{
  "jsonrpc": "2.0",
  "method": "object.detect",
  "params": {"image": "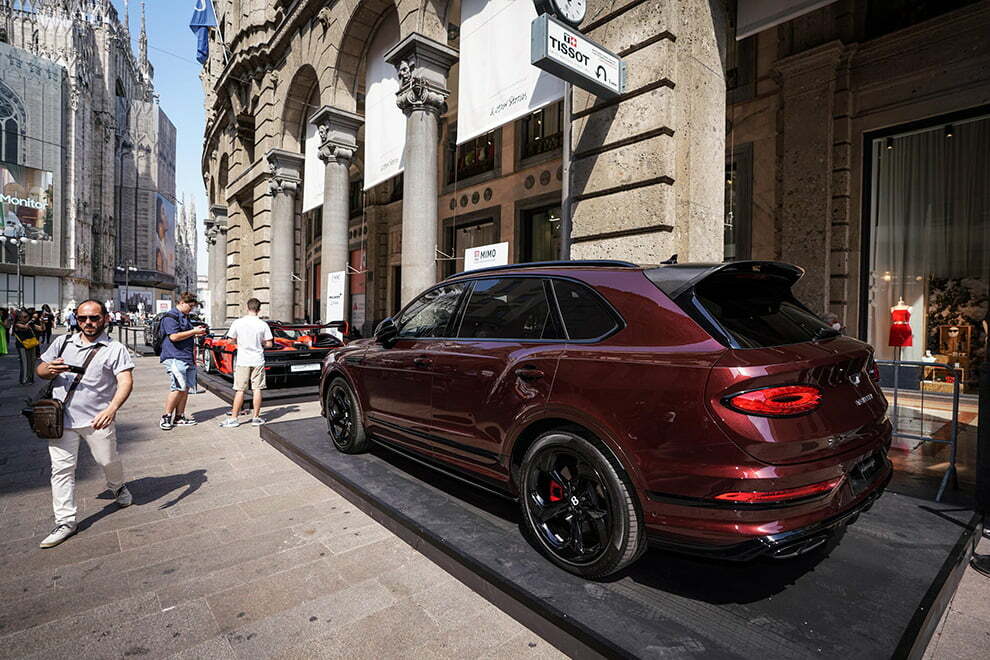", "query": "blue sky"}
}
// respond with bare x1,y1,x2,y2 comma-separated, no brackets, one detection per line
112,0,209,276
